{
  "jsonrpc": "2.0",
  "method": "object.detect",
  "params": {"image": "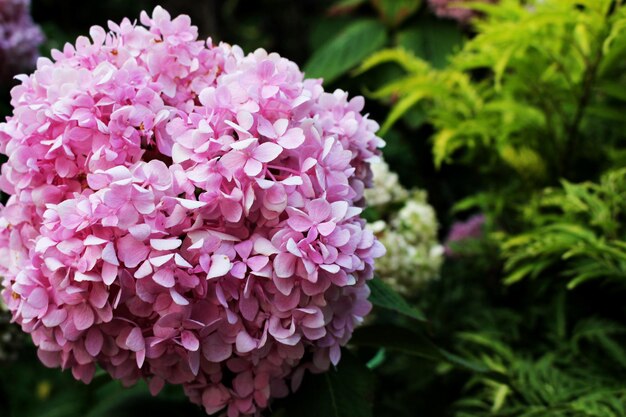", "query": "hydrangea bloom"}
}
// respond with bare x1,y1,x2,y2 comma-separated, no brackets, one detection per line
428,0,498,24
364,160,407,207
444,214,486,256
0,7,384,416
0,0,44,82
368,182,443,296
